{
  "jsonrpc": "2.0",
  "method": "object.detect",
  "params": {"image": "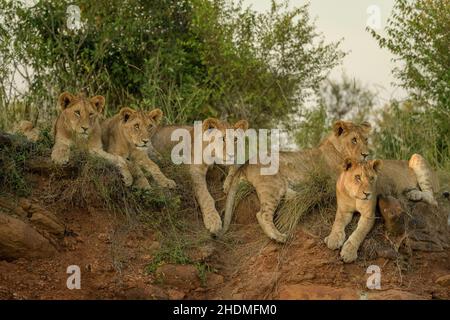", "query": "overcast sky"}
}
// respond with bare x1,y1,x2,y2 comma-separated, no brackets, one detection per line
243,0,406,103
